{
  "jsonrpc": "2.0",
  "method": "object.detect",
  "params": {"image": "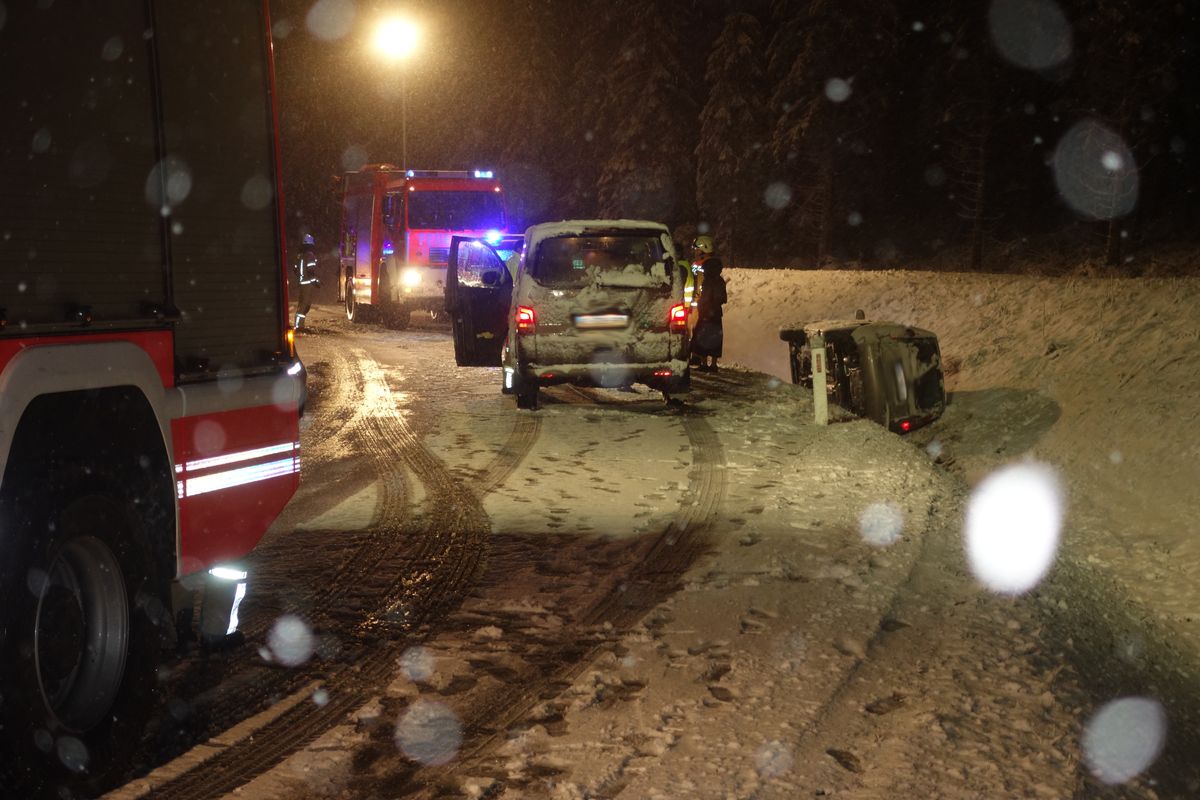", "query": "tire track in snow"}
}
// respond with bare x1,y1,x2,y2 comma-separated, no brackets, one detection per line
398,405,728,798
247,342,363,540
138,347,543,800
